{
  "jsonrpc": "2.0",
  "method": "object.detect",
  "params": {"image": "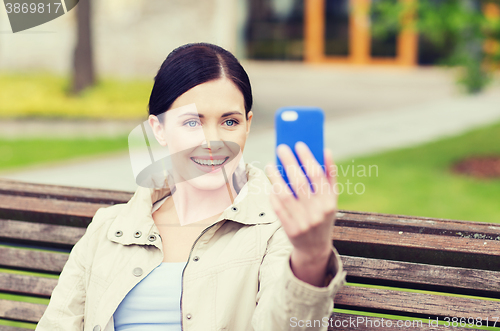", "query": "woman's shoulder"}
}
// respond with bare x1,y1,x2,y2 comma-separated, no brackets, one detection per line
86,203,128,237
